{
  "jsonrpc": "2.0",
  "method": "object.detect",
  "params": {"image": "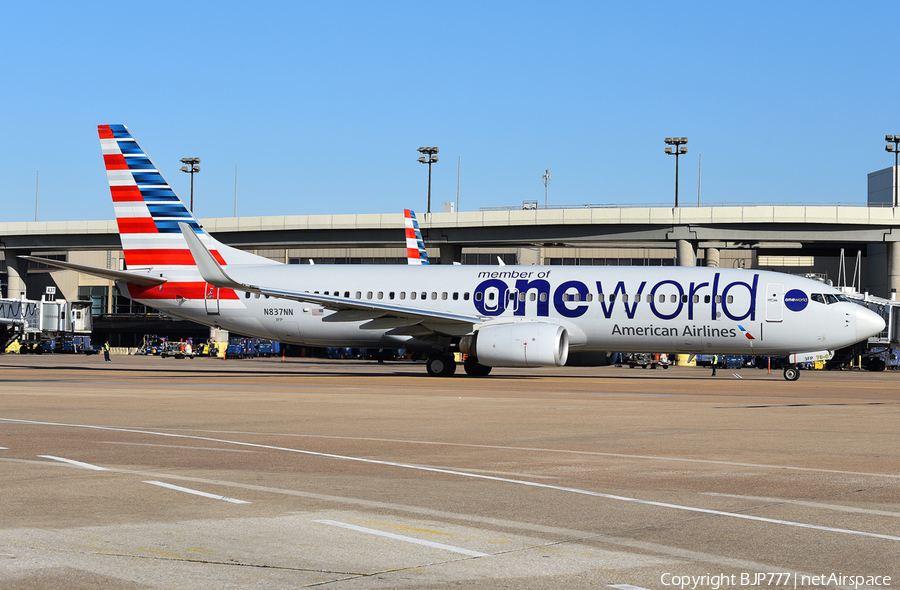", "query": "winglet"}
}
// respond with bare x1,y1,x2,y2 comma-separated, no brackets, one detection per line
178,223,248,291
